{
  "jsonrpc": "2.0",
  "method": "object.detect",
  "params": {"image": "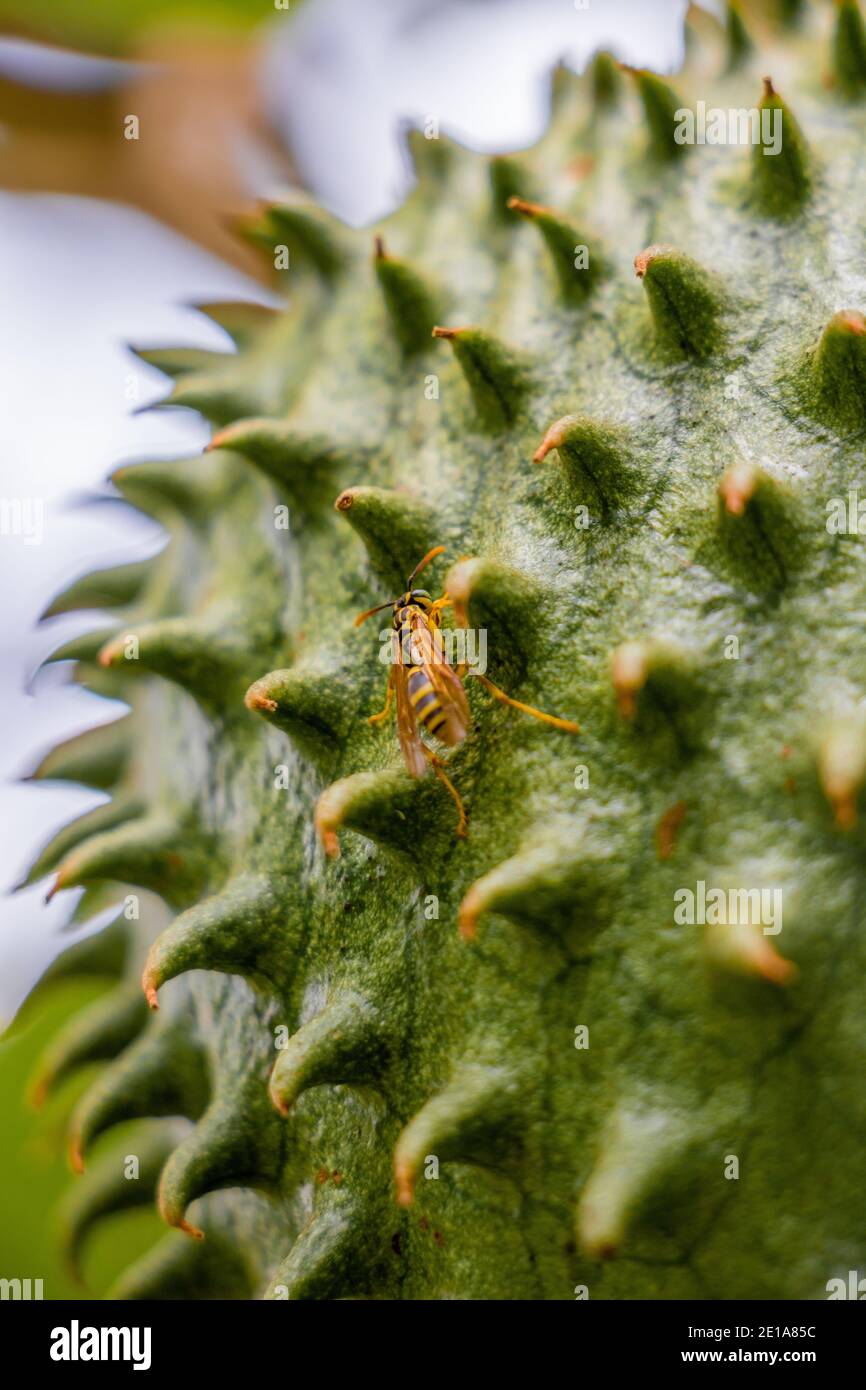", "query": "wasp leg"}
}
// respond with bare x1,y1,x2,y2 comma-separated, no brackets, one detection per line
472,673,580,734
367,671,394,726
424,746,468,839
429,594,452,619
